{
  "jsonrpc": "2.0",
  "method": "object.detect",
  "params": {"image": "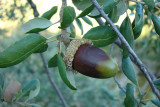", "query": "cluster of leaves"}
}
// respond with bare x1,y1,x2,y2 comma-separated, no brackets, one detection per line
0,72,40,107
0,0,160,106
